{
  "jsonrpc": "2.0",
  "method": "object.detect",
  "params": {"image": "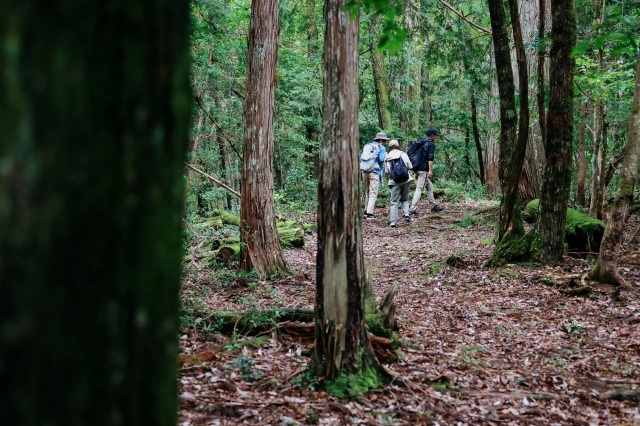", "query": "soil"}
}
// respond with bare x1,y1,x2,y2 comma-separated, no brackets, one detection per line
179,200,640,425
